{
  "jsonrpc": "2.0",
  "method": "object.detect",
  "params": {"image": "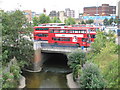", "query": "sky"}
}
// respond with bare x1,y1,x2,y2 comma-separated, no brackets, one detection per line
0,0,118,18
